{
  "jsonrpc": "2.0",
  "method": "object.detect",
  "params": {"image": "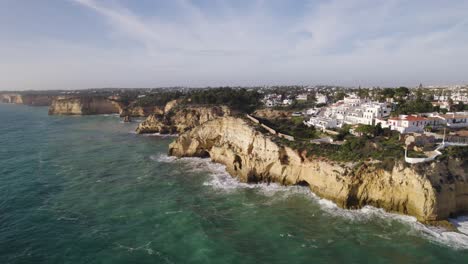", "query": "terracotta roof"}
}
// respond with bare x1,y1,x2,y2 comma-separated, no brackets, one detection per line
389,115,436,122
404,116,428,121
